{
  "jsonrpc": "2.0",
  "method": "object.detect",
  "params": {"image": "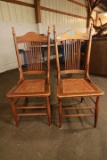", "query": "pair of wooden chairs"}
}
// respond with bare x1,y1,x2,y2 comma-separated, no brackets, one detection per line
6,26,104,127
